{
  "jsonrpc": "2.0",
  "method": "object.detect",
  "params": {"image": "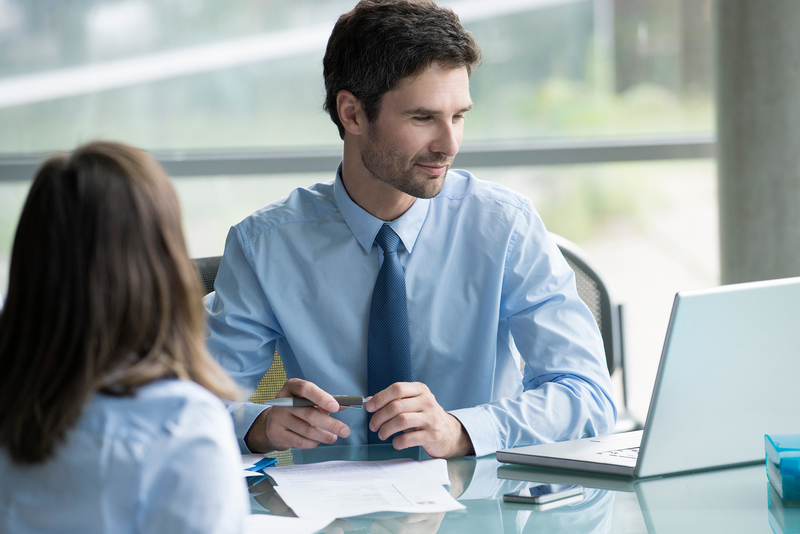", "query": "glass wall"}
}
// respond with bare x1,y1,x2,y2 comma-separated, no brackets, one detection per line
0,0,713,154
0,0,716,416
